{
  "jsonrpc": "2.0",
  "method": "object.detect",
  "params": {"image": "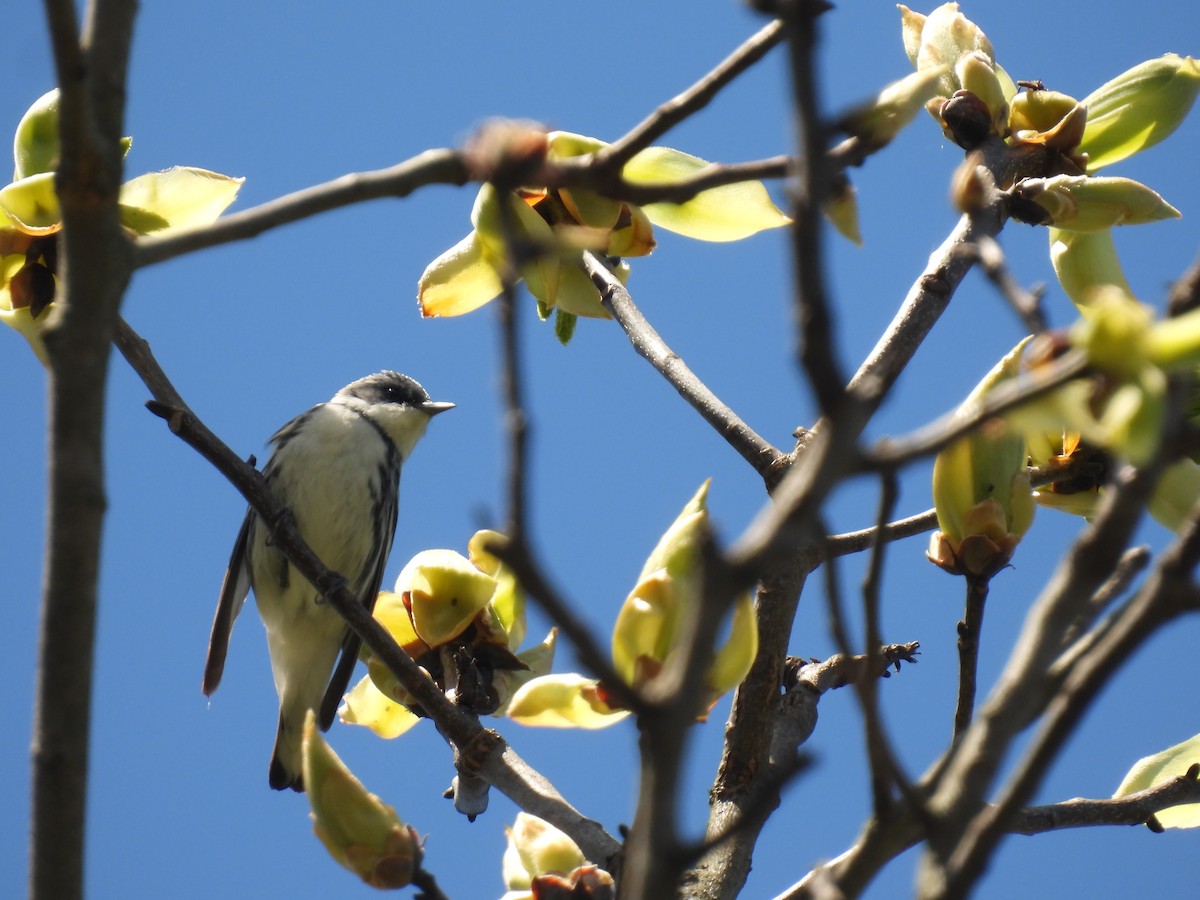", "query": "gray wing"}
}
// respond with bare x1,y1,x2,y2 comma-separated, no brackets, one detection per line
317,474,399,730
203,510,254,695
